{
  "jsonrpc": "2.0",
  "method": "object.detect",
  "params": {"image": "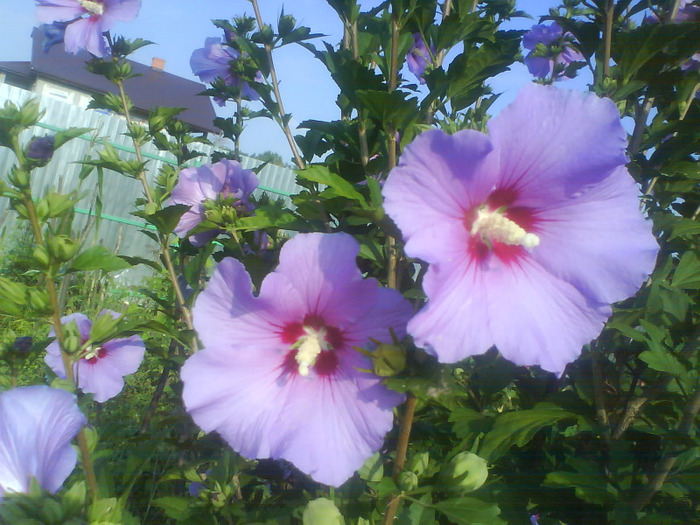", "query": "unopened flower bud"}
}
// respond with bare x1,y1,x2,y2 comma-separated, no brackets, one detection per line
26,136,55,166
204,208,223,224
8,167,30,189
47,235,79,262
32,246,51,269
440,452,488,493
371,343,406,376
397,470,419,491
35,199,50,222
303,498,345,525
27,289,50,312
